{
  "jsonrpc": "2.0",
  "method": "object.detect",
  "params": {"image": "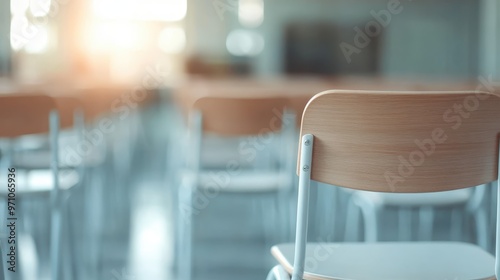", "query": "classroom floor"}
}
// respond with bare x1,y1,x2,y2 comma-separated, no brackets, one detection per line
93,103,274,280
95,102,494,280
10,100,495,280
